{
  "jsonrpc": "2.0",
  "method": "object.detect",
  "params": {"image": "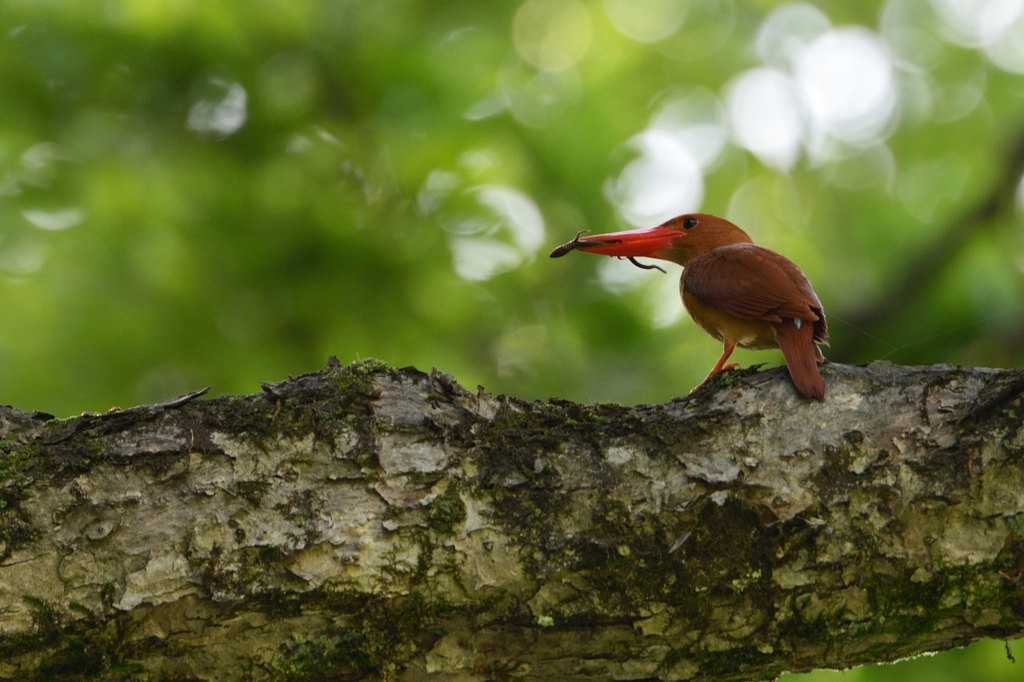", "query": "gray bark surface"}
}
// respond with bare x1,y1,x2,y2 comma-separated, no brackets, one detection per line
1,358,1023,681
